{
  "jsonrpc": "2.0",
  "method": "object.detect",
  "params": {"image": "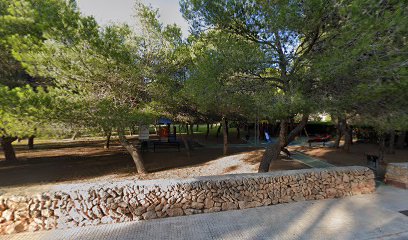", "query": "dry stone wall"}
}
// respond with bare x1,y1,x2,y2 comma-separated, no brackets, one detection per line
385,162,408,189
0,166,375,235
